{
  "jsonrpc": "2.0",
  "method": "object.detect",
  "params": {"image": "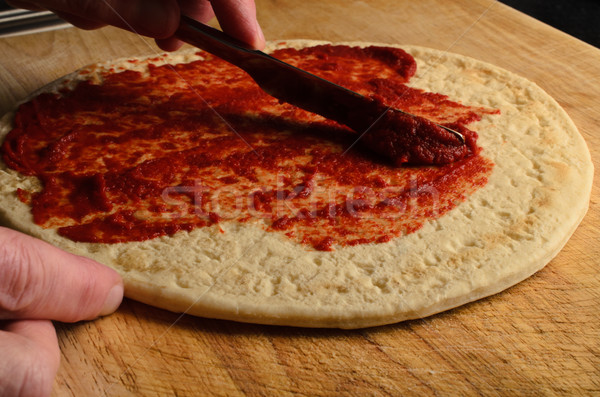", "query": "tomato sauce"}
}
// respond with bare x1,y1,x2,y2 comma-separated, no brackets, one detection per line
2,44,497,250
